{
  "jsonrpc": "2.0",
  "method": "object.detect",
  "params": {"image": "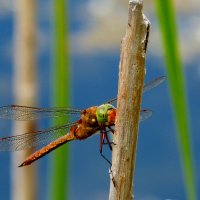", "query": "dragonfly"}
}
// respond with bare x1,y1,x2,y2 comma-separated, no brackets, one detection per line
0,76,165,167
